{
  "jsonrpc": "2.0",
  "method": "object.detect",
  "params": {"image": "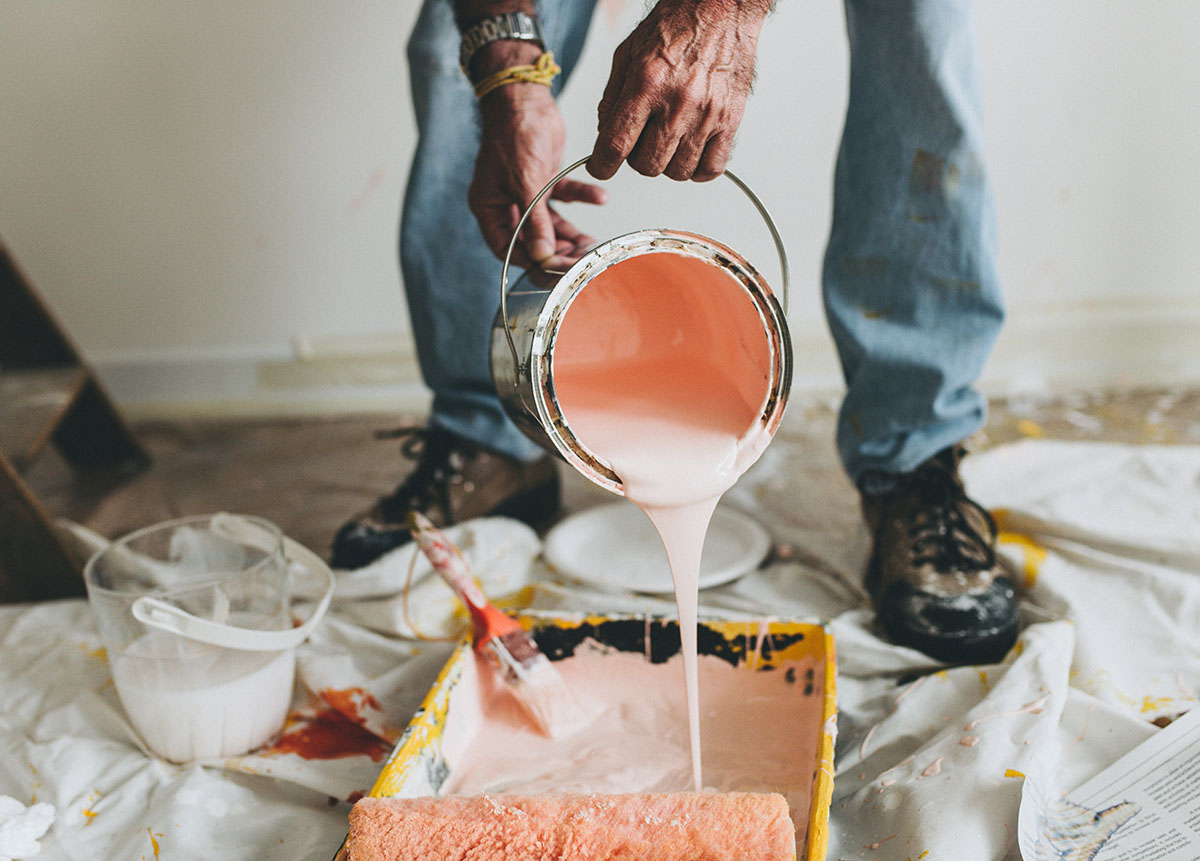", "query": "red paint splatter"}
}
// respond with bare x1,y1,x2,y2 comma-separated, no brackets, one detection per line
346,791,365,805
260,687,391,762
264,709,391,761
